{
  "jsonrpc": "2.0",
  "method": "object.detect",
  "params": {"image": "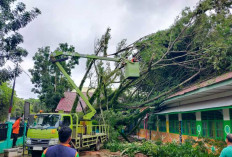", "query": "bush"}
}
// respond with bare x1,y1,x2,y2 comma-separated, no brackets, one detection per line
104,140,218,157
